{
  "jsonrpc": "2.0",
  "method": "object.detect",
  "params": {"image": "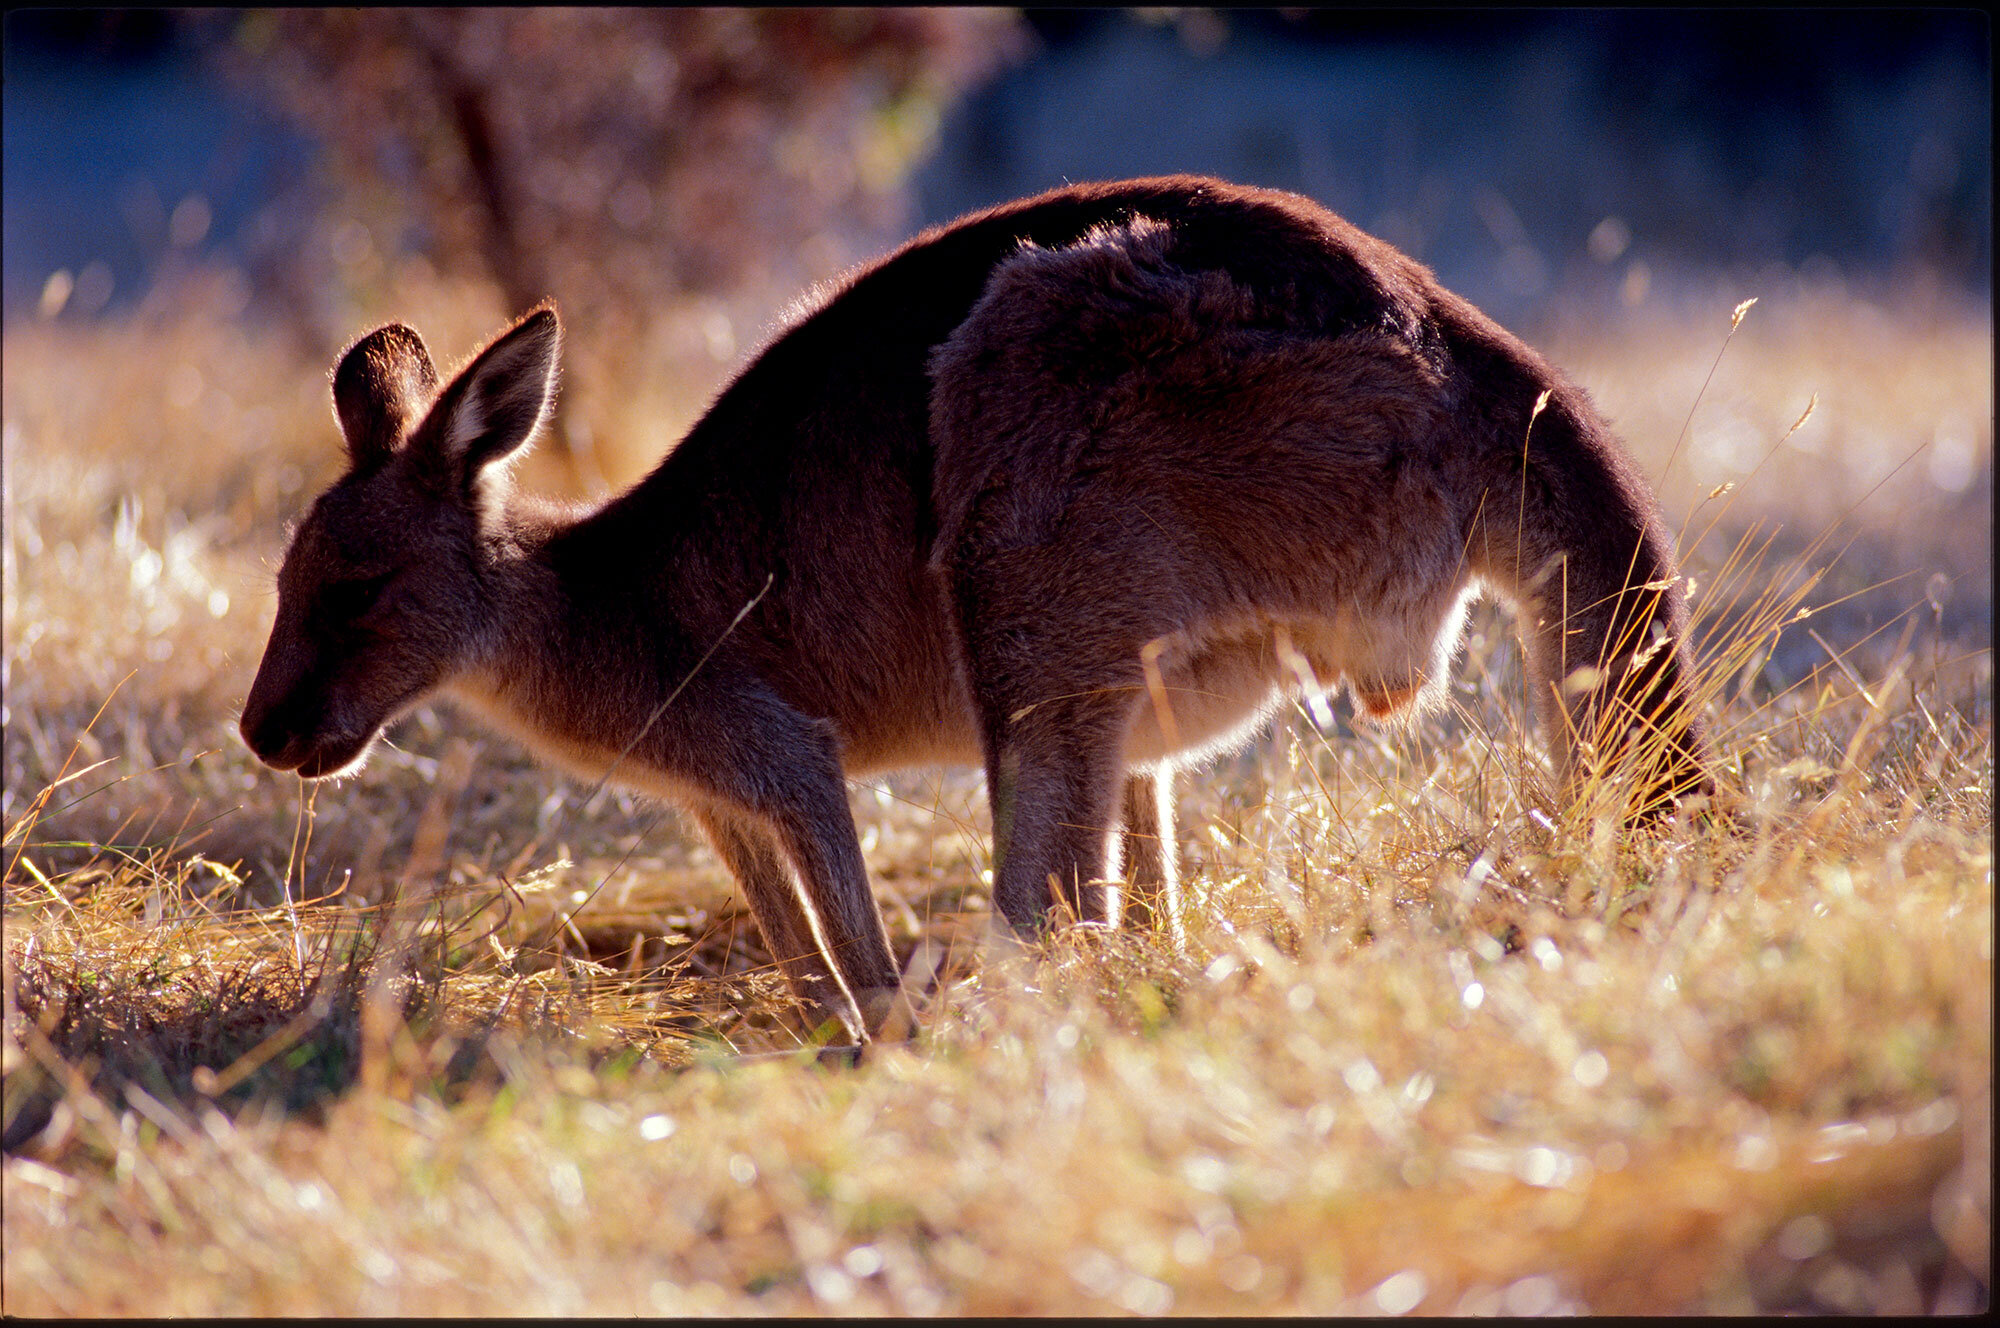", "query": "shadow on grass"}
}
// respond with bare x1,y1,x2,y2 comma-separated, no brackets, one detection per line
0,860,881,1156
7,917,457,1151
